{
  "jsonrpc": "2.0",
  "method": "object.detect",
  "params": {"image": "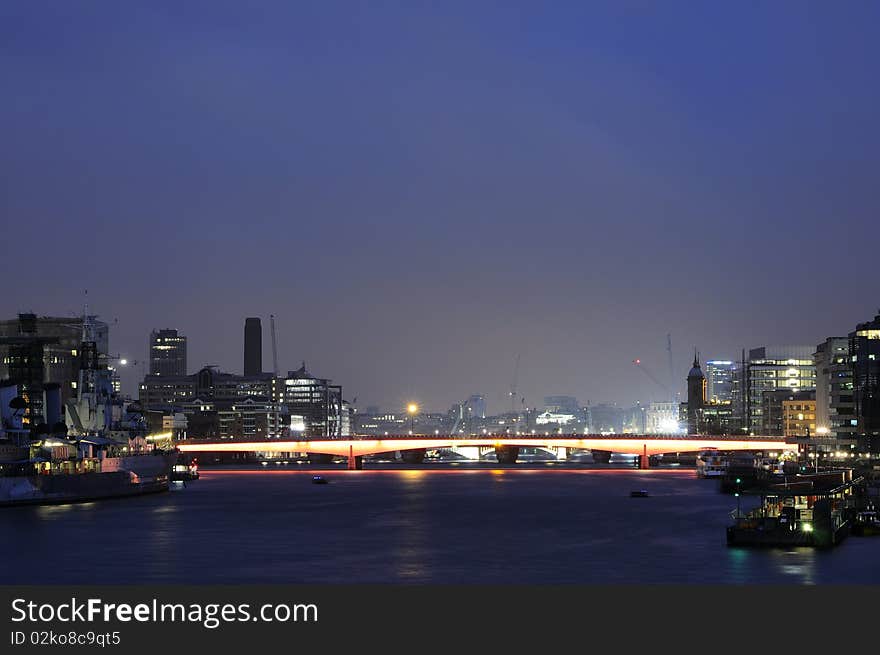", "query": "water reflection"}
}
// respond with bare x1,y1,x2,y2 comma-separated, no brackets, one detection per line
2,468,873,584
775,549,817,585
